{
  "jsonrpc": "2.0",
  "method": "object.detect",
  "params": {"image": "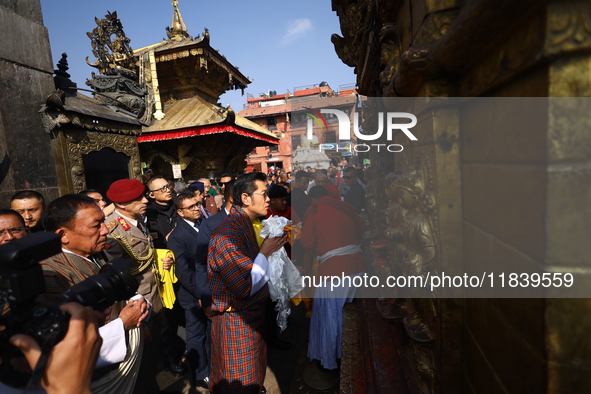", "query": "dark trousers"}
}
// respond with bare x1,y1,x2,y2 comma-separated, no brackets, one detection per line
265,298,280,343
179,299,212,381
133,311,162,394
161,300,185,363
